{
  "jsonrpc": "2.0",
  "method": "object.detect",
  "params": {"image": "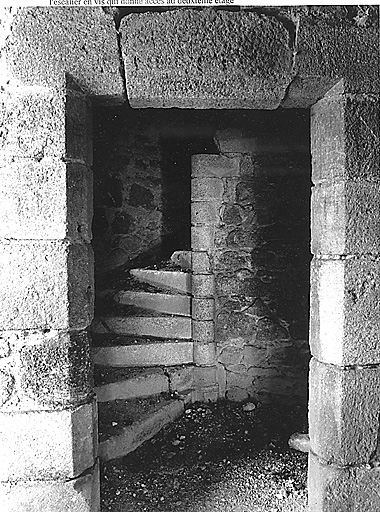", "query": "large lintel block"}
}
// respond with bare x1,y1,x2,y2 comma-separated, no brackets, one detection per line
309,358,380,467
0,241,94,330
310,257,380,366
0,399,97,481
